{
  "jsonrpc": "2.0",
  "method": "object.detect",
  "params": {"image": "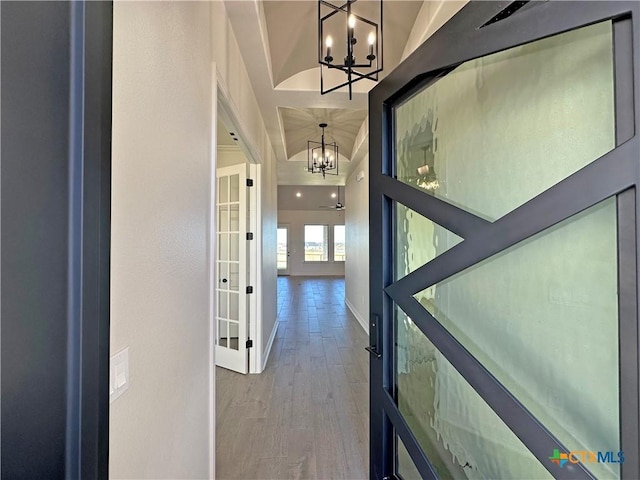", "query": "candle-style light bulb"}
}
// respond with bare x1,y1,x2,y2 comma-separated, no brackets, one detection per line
324,36,333,63
367,31,376,61
348,14,356,29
